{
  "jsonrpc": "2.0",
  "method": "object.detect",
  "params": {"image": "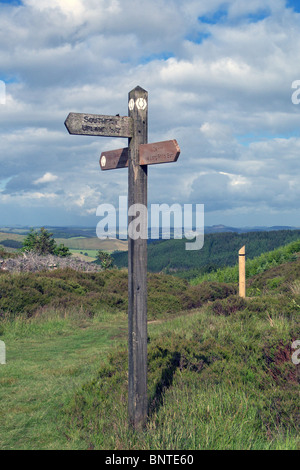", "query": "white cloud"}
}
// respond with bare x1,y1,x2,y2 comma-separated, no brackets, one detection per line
0,0,299,226
34,173,58,185
25,0,86,17
219,172,250,187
